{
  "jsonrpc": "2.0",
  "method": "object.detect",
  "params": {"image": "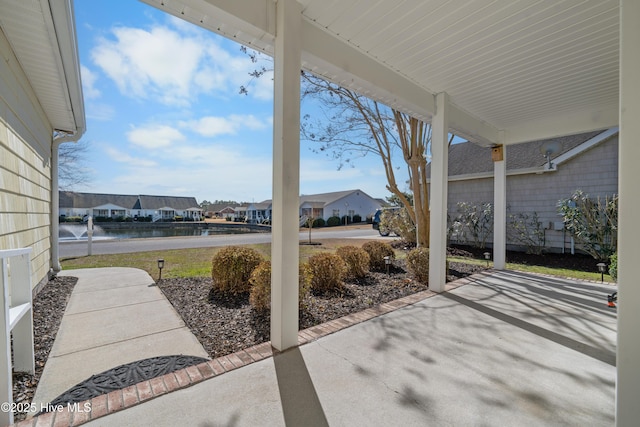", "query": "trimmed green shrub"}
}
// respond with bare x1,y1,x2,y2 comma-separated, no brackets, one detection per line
406,247,429,283
313,217,326,227
211,246,263,295
362,241,395,271
353,214,362,223
307,253,347,293
336,246,370,279
609,253,618,282
326,216,341,226
341,215,351,225
249,262,312,312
